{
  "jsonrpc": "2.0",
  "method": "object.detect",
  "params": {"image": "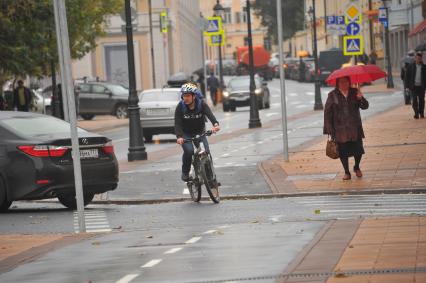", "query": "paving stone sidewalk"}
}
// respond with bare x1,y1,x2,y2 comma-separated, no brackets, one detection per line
261,104,426,194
